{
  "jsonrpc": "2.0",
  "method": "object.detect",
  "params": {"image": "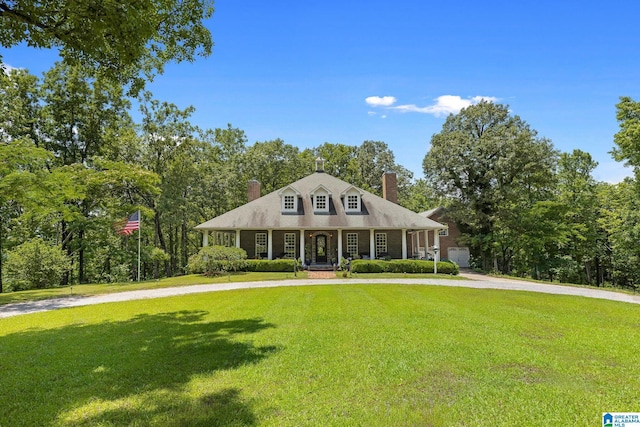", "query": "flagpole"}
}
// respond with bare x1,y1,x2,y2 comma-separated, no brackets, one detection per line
137,210,141,282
